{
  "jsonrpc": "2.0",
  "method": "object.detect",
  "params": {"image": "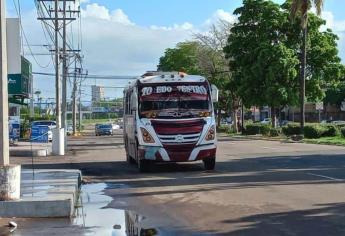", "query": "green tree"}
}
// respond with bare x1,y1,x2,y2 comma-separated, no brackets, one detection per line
224,0,299,127
324,84,345,106
194,21,240,131
158,42,201,74
224,0,343,127
290,0,324,129
158,26,239,131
